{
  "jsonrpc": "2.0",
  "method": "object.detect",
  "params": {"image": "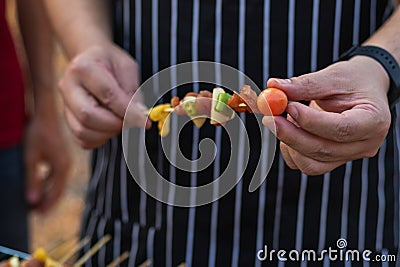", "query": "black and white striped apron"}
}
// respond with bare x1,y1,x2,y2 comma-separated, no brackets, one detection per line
80,1,400,266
